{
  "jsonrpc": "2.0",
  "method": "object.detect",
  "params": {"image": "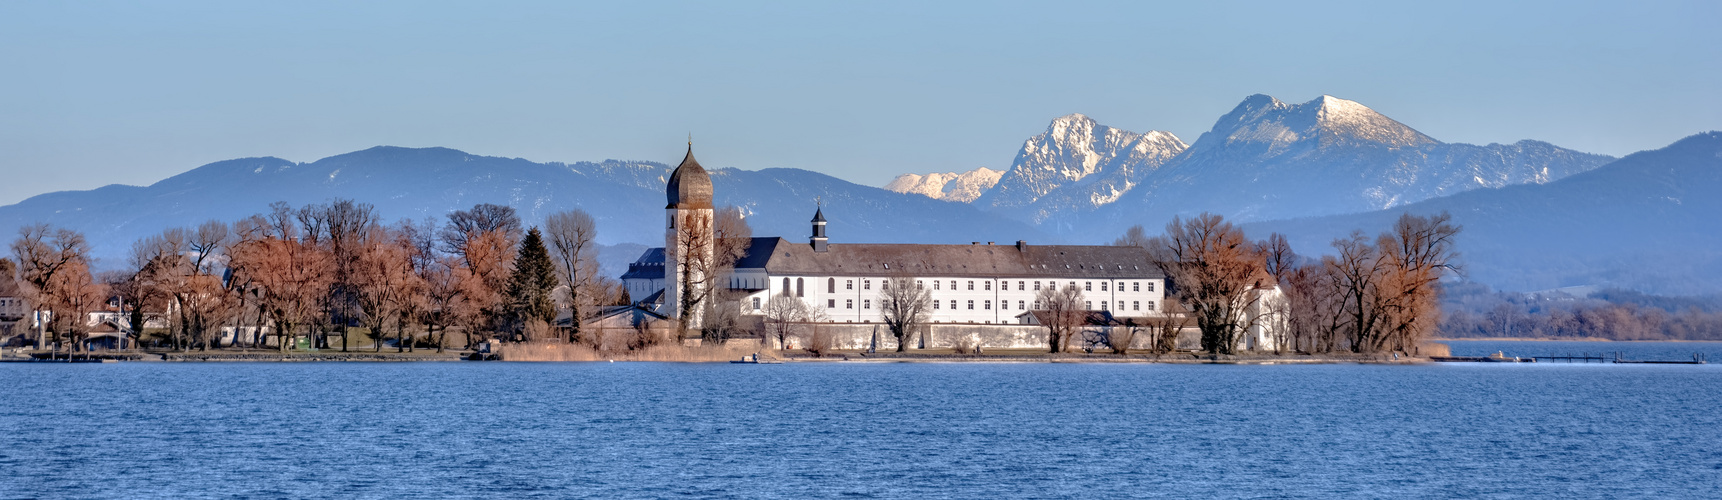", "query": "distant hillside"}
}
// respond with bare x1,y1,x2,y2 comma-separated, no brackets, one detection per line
0,146,1049,268
1245,132,1722,295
